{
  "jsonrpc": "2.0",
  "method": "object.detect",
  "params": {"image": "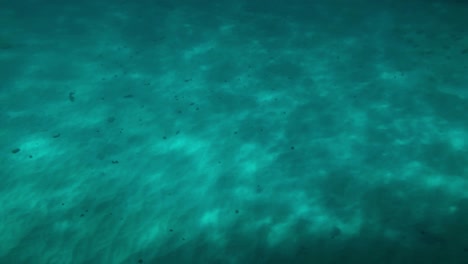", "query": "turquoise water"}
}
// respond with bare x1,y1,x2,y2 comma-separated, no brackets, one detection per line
1,0,467,263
